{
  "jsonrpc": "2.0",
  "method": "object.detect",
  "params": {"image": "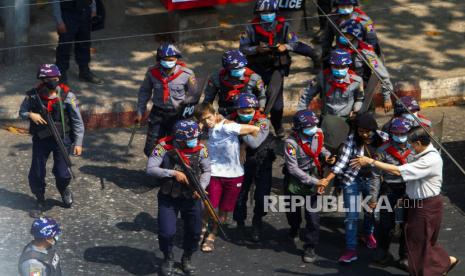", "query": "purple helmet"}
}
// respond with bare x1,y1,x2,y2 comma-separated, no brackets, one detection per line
222,50,248,70
254,0,279,13
37,64,61,79
156,43,182,61
236,93,259,109
293,110,319,130
330,49,353,66
334,0,359,6
173,119,200,141
394,96,420,115
340,19,364,40
389,117,413,135
31,217,61,240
